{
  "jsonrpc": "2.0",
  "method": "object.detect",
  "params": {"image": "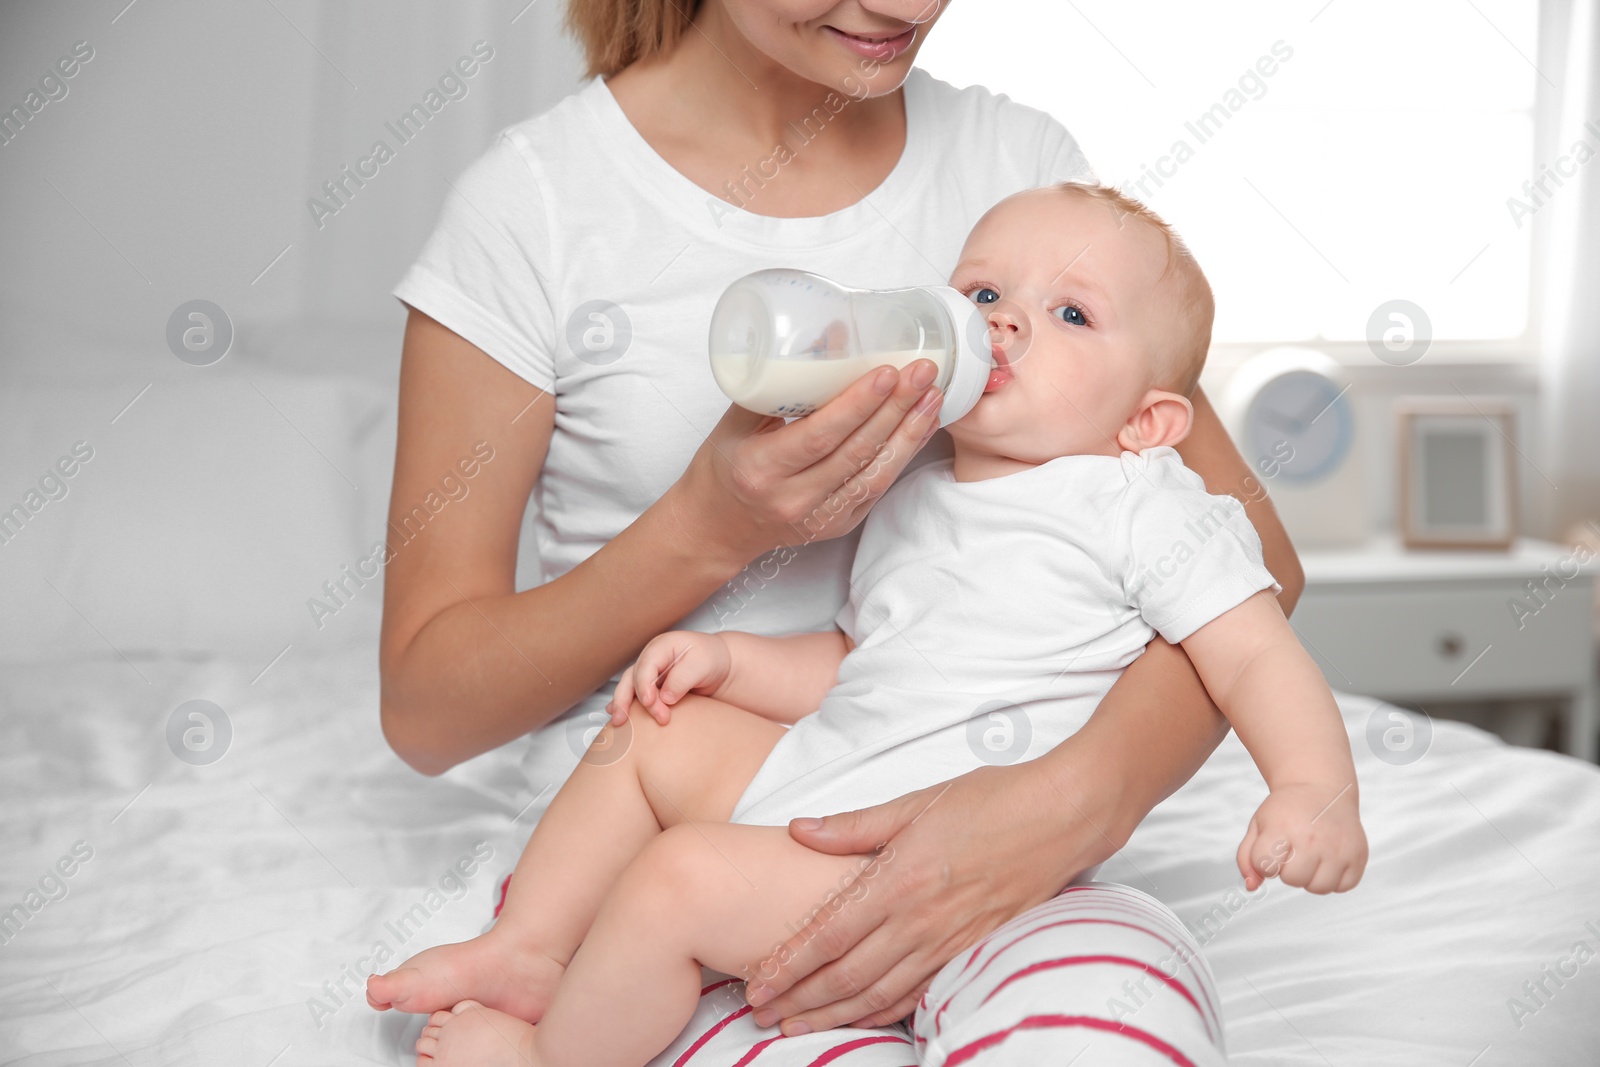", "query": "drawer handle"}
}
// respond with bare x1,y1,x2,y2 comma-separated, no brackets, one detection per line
1436,632,1466,660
